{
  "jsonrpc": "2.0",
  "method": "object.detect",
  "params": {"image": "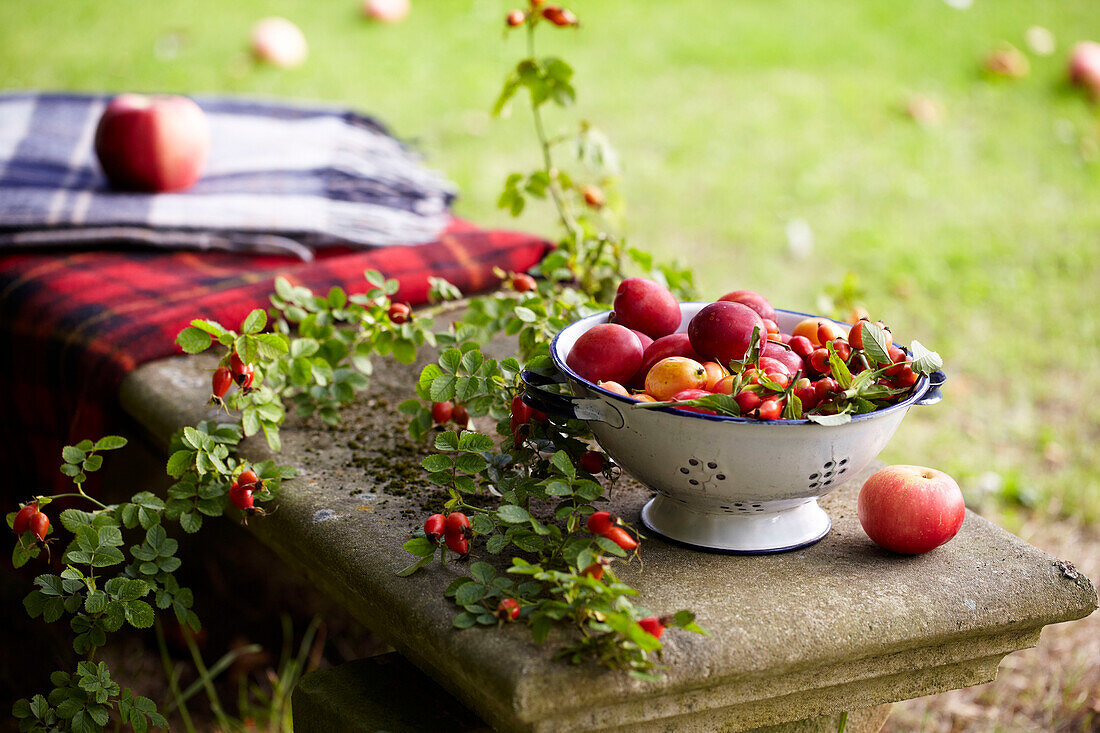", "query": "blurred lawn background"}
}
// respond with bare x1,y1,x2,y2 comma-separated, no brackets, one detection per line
1,0,1098,527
